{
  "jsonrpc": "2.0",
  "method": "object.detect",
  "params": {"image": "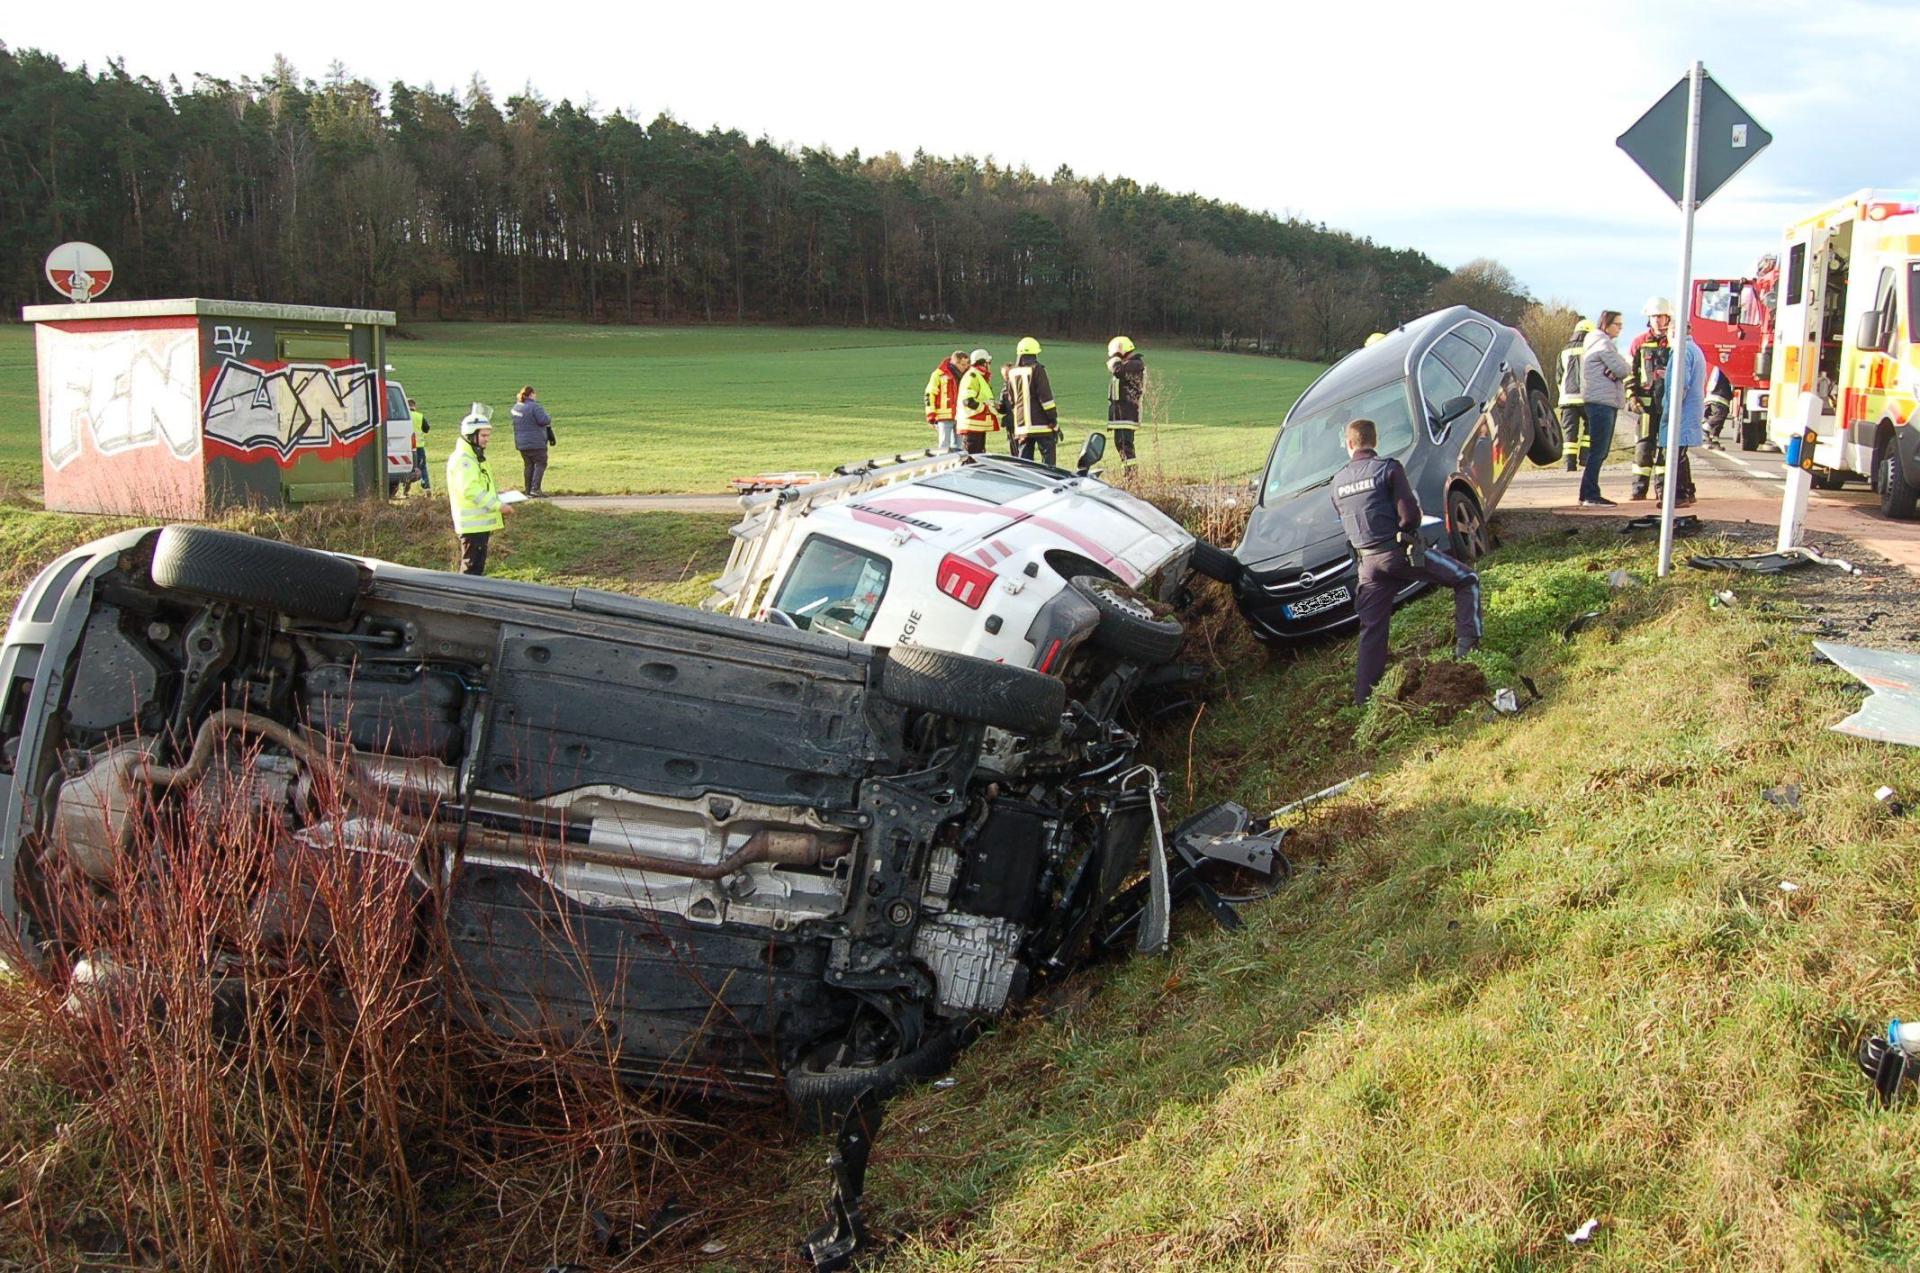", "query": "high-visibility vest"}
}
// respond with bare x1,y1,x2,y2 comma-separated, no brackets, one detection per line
1557,339,1585,407
924,362,959,421
956,366,1000,432
446,436,504,534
